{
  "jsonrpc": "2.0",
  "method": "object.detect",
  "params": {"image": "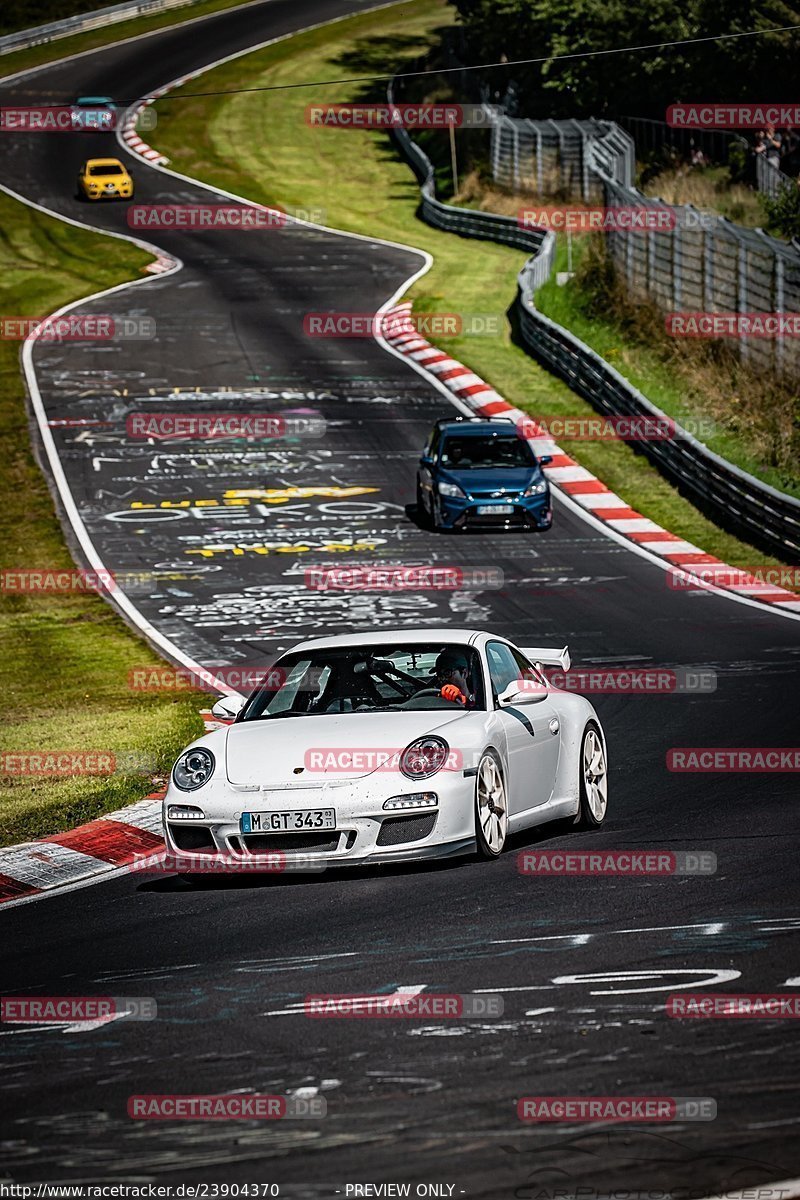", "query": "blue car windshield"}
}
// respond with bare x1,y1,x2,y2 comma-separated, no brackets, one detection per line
440,435,535,469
